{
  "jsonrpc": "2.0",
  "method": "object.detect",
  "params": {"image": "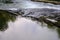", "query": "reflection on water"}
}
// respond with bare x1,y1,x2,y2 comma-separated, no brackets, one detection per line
30,16,60,38
0,10,16,31
0,16,59,40
0,10,60,40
